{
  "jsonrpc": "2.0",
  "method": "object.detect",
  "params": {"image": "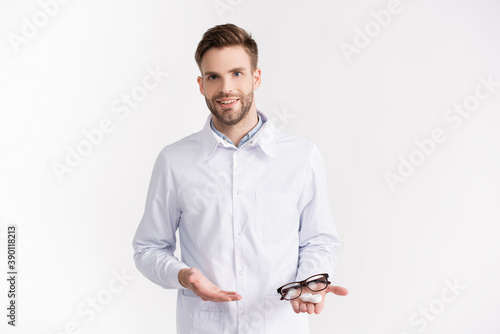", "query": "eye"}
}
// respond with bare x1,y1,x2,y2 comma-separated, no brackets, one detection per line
207,75,217,81
234,71,243,77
